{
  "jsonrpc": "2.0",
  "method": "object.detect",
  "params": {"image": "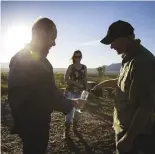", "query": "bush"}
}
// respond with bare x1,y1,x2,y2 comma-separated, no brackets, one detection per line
1,72,8,97
54,73,66,88
1,71,116,98
1,72,8,84
0,72,66,97
1,84,8,94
